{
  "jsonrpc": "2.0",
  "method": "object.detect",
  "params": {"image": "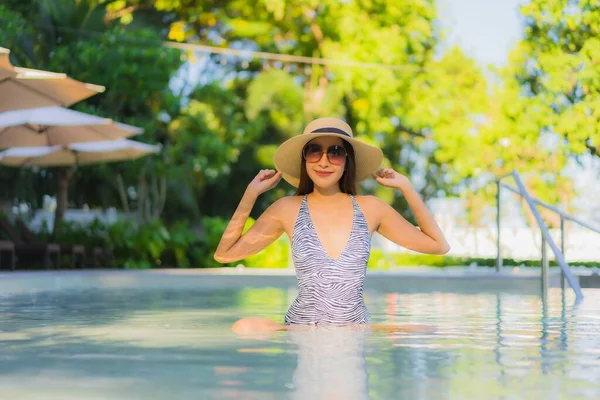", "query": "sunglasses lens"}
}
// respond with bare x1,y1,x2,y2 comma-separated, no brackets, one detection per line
327,145,347,165
303,143,347,165
303,144,323,163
